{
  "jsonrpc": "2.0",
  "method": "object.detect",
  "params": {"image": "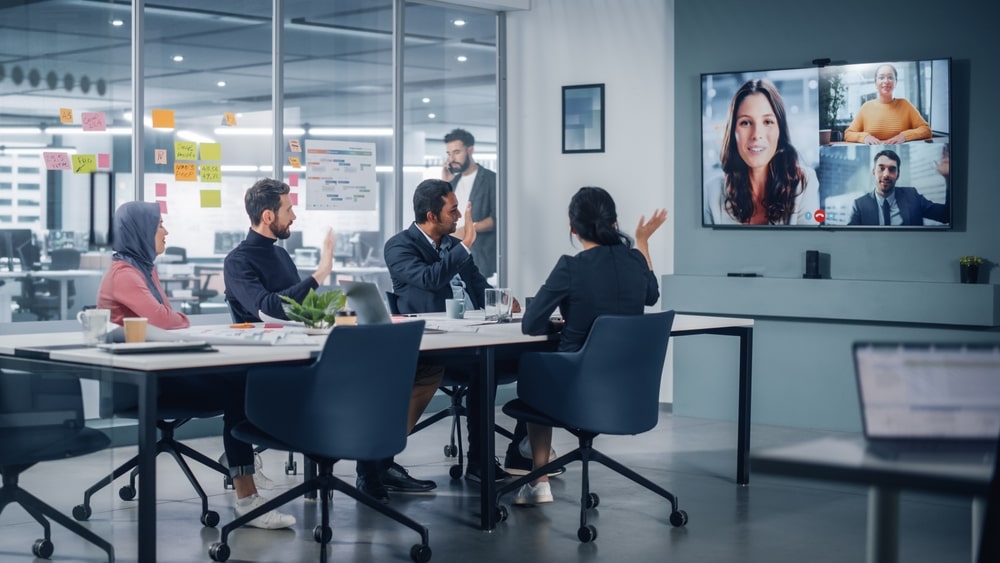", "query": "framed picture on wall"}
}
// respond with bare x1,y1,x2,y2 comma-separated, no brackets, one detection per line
562,83,605,153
